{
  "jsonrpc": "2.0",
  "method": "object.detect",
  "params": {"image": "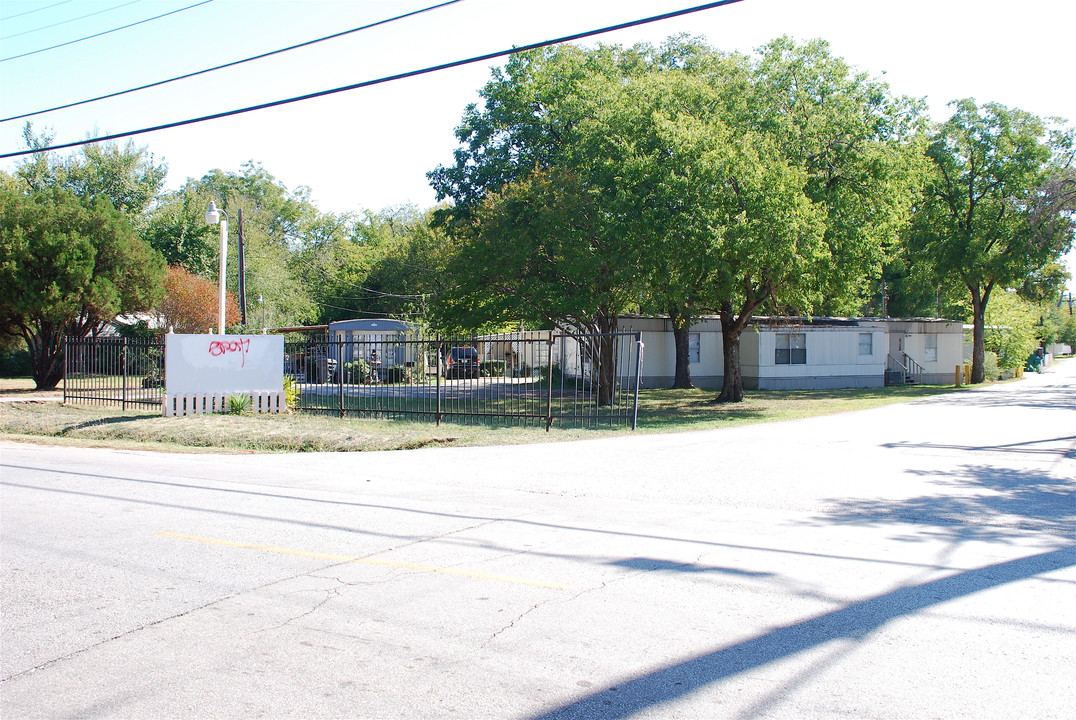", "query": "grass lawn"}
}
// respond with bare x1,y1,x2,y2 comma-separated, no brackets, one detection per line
0,379,964,453
0,378,64,395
